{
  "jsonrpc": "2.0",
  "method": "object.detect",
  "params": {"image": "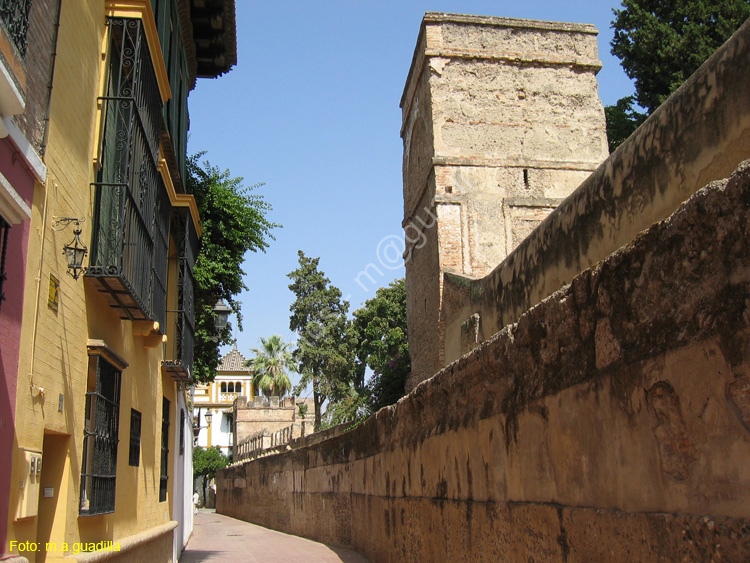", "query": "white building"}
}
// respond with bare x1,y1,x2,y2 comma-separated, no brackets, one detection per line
173,384,194,560
193,346,255,458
